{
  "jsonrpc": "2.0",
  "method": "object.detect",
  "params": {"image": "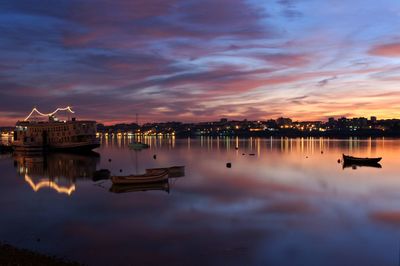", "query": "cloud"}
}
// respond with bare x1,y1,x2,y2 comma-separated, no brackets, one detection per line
61,0,273,49
369,42,400,57
277,0,303,19
1,0,400,124
261,53,310,67
317,76,337,87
